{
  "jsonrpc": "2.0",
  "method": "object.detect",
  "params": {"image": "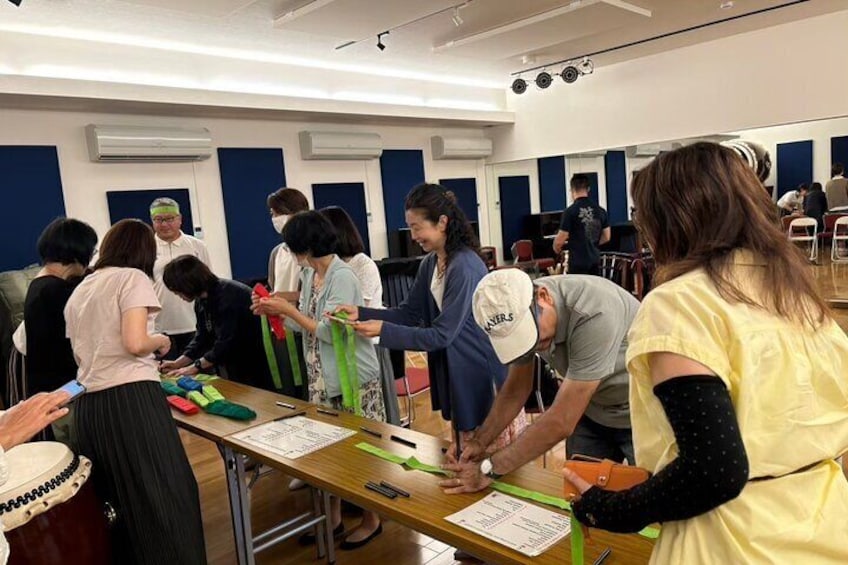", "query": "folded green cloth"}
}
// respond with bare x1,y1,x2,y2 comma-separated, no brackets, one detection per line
204,400,256,421
202,385,225,403
187,391,210,408
161,381,186,397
